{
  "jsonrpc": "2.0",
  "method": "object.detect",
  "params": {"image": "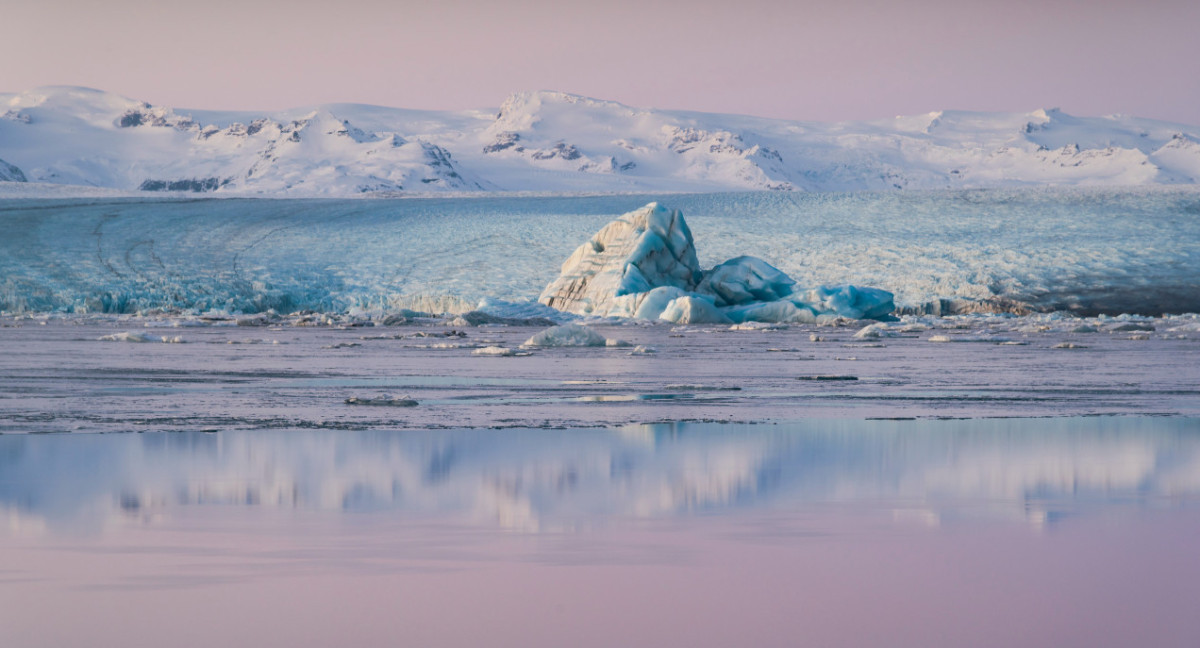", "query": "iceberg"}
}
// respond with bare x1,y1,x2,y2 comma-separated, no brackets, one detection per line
538,203,895,323
539,203,701,317
697,256,796,306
